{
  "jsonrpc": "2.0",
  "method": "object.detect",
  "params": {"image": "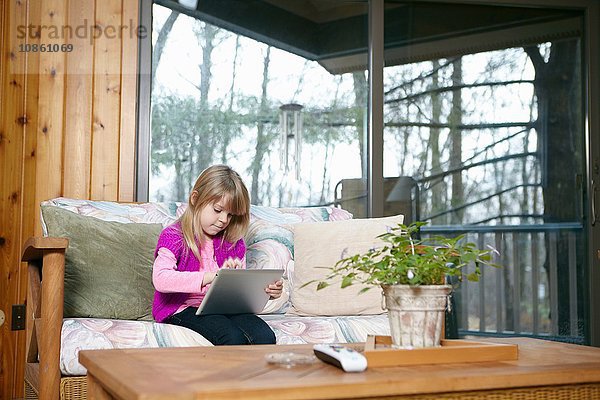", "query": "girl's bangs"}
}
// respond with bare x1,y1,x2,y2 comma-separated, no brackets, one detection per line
218,192,246,216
